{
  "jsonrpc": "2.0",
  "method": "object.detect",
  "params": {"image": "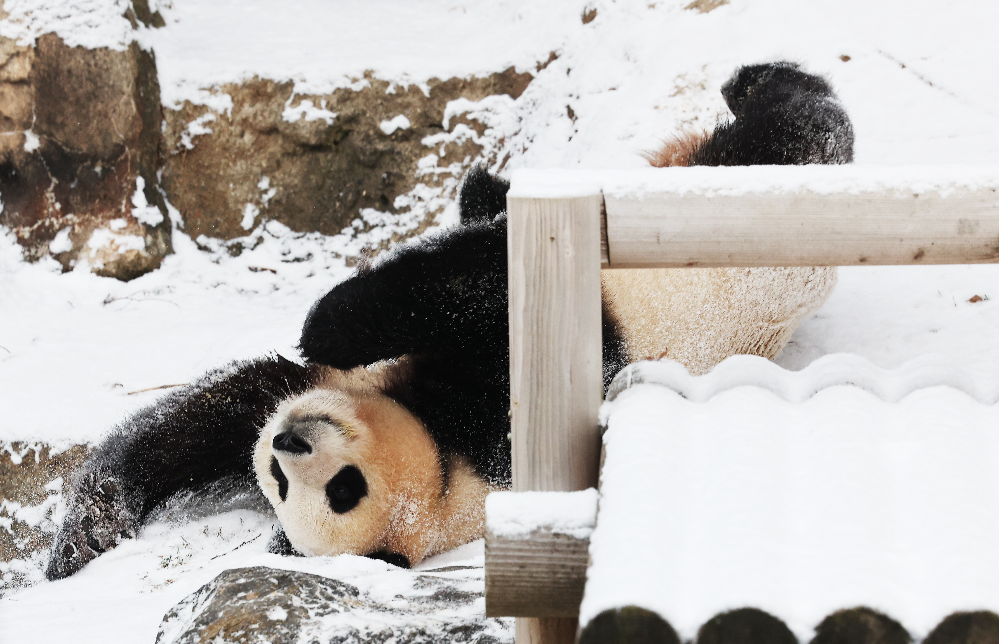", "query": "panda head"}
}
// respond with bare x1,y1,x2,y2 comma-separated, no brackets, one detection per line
252,381,448,567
